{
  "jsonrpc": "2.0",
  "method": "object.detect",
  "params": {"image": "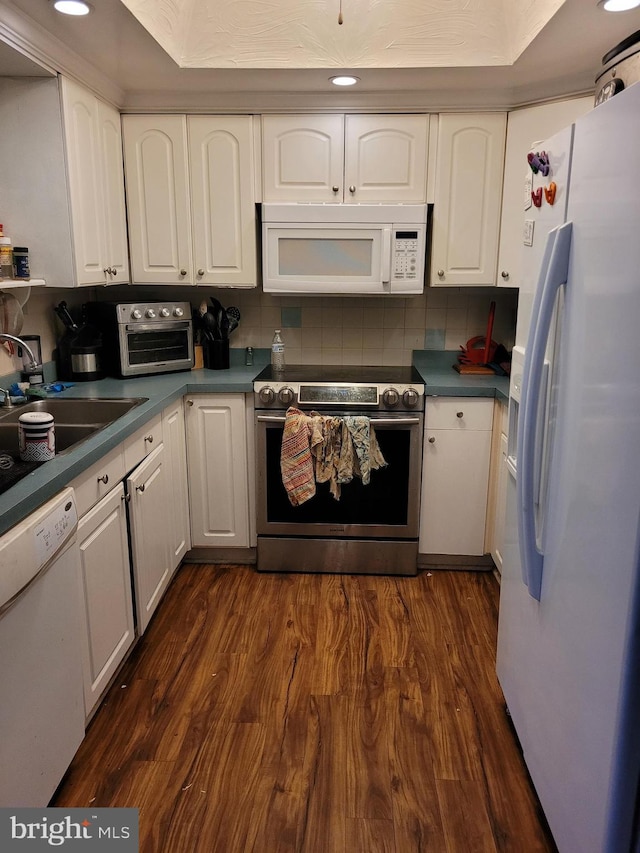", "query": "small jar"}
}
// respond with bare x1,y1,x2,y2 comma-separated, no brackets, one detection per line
245,346,254,366
18,411,55,462
13,247,30,280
